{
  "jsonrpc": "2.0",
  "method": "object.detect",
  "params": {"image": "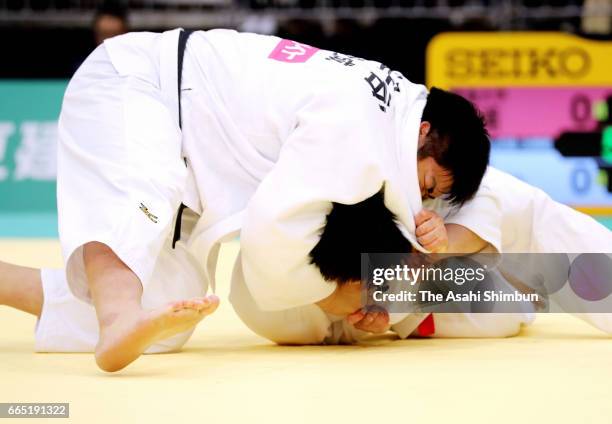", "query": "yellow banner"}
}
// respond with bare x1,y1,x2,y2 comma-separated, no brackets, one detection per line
427,32,612,88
